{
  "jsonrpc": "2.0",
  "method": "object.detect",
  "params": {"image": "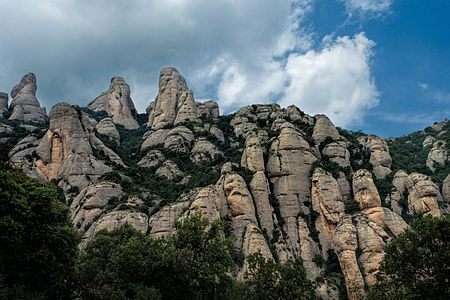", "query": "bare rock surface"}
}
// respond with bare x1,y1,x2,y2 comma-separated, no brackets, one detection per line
191,138,222,162
155,160,183,180
88,77,139,129
146,67,216,129
196,101,219,117
8,73,47,123
352,169,381,210
423,135,436,148
28,103,122,189
406,172,442,216
83,211,148,244
96,118,120,144
322,141,351,168
137,149,165,168
359,135,392,179
441,174,450,214
312,114,340,145
71,181,123,231
426,140,448,171
149,201,190,238
266,124,317,254
241,133,265,172
0,92,8,116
